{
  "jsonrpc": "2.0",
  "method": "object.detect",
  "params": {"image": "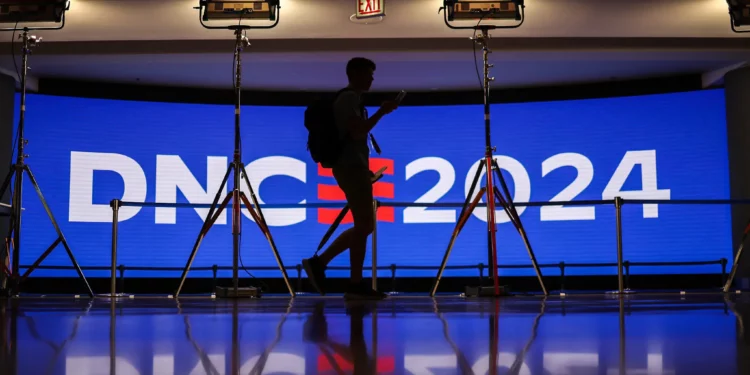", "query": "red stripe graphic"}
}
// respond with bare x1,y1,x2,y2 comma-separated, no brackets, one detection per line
317,158,394,179
317,206,394,224
318,163,334,177
317,158,395,224
373,181,394,198
317,184,346,201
